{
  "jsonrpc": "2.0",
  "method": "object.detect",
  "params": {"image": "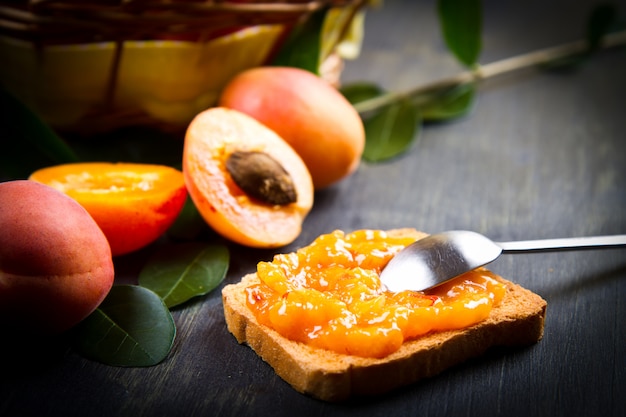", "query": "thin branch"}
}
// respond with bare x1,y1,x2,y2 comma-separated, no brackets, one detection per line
352,30,626,114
